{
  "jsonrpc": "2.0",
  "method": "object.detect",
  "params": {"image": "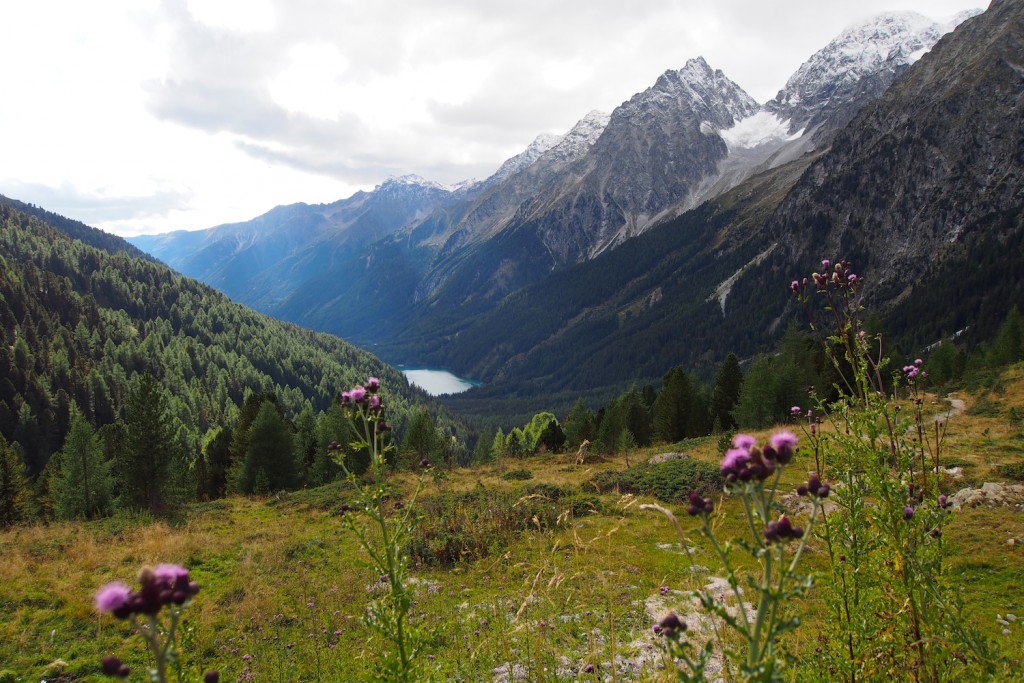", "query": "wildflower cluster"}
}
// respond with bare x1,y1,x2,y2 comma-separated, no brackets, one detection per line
793,257,996,679
338,377,391,436
95,564,217,682
646,431,830,681
96,564,200,620
720,432,796,484
331,377,423,681
902,358,926,381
